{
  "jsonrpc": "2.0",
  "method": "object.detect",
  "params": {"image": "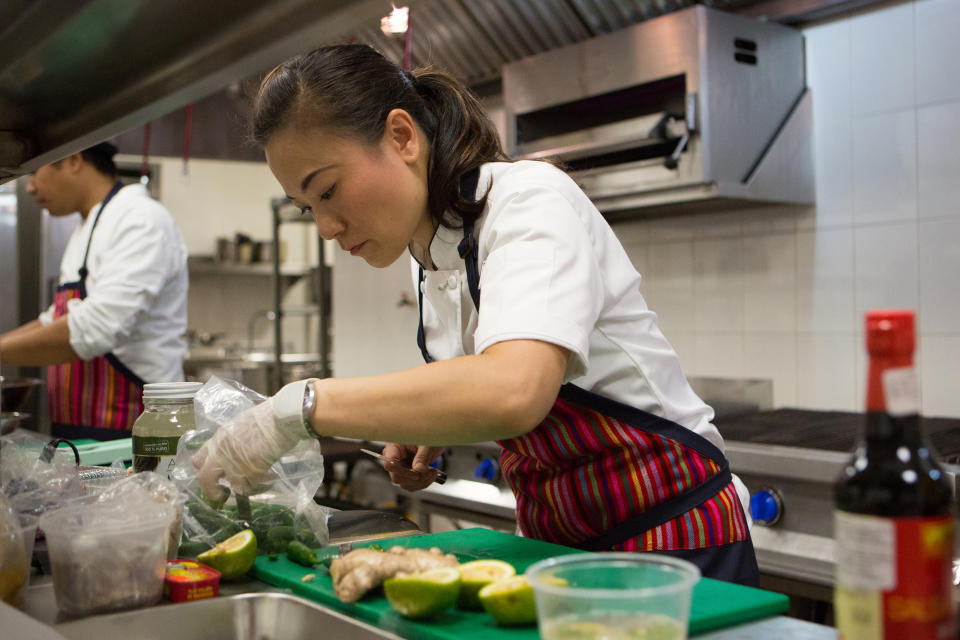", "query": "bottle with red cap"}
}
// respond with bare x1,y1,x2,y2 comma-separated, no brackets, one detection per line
834,310,956,639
